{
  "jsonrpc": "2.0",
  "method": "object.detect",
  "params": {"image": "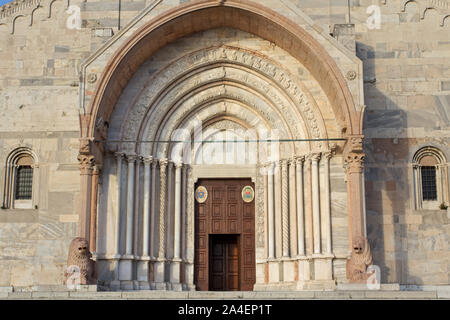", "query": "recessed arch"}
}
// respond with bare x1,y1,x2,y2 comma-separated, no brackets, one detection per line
86,0,361,145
